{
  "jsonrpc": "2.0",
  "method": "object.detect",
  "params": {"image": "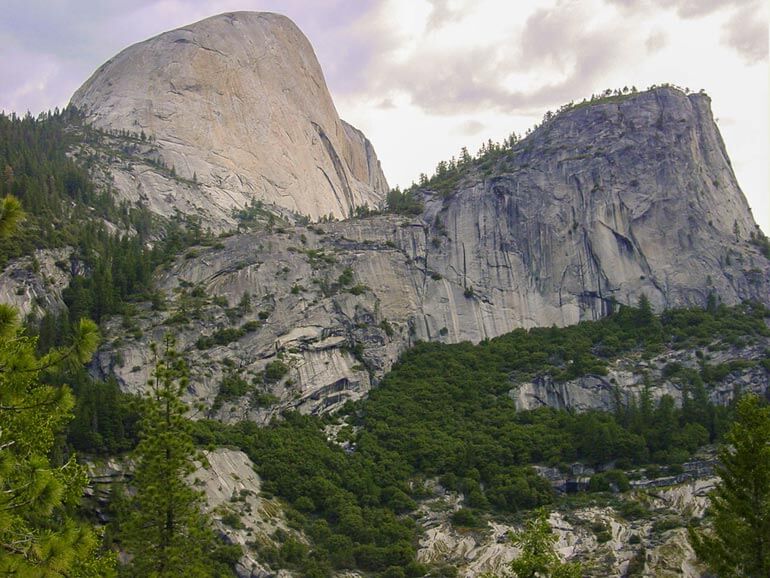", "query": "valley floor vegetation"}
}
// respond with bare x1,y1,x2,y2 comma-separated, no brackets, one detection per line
186,298,770,577
2,108,770,577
